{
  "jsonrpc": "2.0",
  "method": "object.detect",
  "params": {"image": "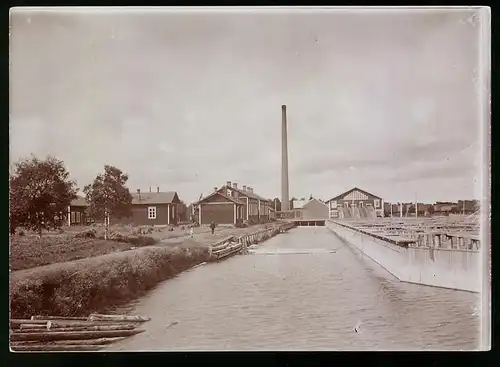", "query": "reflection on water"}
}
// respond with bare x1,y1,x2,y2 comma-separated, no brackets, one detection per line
108,227,481,351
